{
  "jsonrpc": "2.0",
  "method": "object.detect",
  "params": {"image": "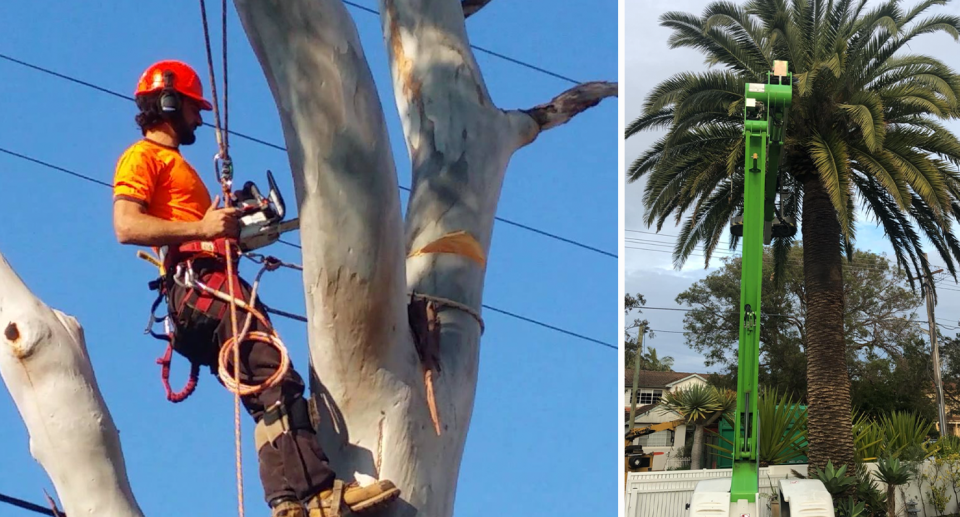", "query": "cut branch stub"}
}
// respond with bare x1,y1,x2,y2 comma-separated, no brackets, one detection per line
407,295,442,373
408,295,443,435
521,80,618,133
462,0,493,18
5,321,19,341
